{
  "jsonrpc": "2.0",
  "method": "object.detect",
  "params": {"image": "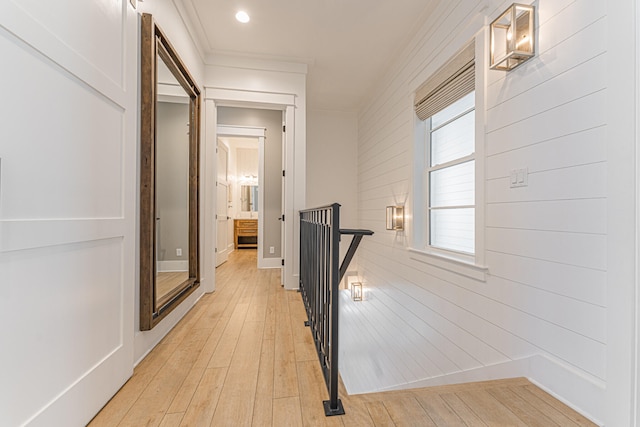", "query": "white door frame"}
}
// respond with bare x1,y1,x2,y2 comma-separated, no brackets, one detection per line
205,89,299,289
217,125,273,269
